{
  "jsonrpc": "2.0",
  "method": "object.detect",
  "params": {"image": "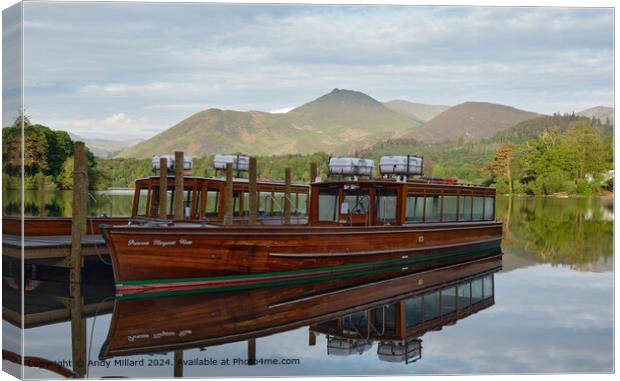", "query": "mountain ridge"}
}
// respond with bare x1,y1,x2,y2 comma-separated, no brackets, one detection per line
116,89,422,158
